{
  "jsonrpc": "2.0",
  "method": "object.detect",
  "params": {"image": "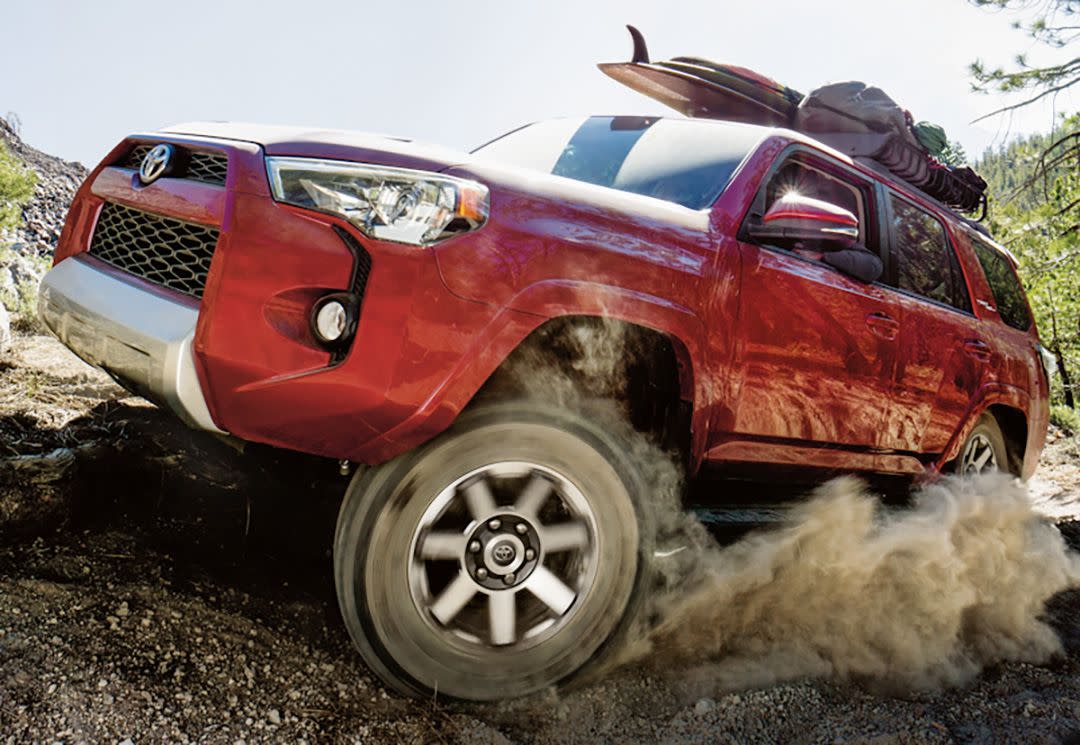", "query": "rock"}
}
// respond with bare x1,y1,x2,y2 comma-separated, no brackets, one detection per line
0,447,79,538
0,303,10,354
267,708,281,726
0,117,86,259
694,698,716,715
